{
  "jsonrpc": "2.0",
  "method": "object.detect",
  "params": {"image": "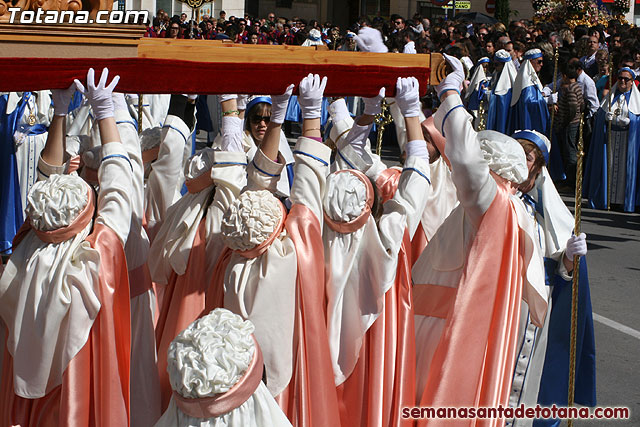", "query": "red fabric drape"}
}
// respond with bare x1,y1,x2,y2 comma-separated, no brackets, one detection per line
0,58,430,97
